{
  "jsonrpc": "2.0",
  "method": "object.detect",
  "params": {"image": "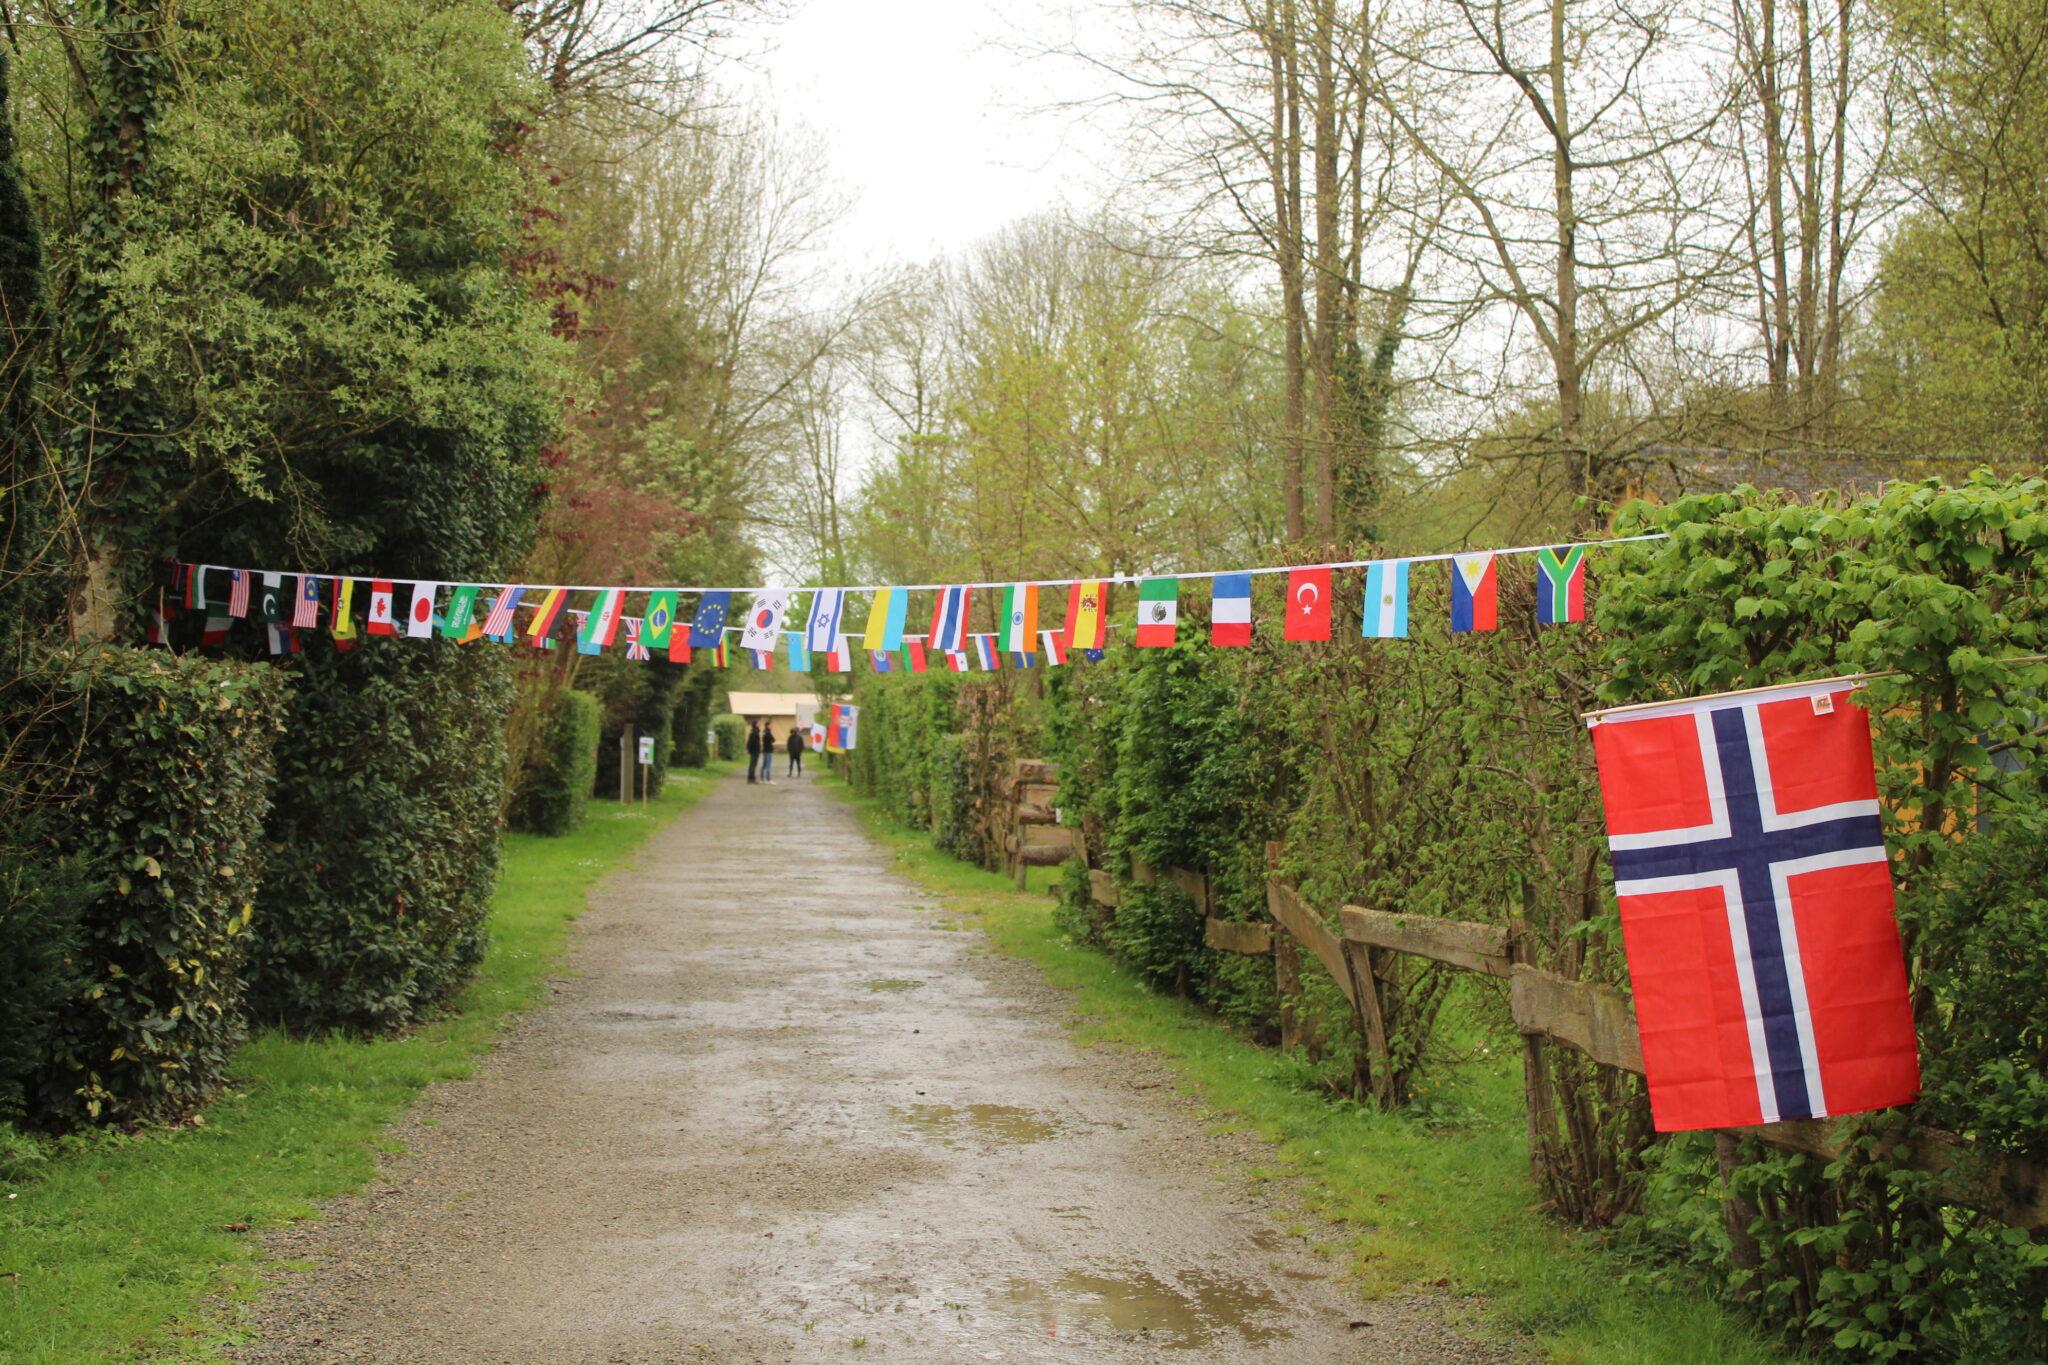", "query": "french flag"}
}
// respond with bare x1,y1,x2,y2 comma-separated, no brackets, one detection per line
1211,572,1251,646
1589,680,1919,1132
